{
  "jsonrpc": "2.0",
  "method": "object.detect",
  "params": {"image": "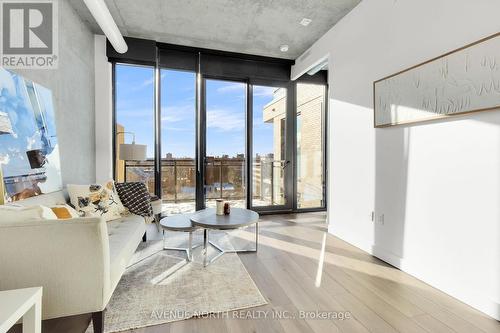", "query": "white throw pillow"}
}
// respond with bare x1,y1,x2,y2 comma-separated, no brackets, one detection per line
67,181,126,221
0,205,58,223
